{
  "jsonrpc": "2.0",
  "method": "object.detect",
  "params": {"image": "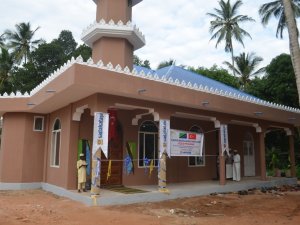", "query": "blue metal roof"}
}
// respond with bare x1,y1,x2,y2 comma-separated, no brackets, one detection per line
134,65,259,100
